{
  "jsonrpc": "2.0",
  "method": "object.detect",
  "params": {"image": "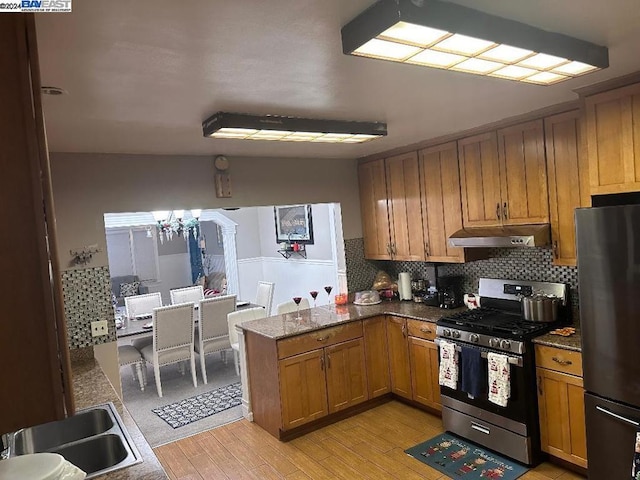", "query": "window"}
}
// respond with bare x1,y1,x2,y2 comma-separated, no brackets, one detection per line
105,227,159,281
